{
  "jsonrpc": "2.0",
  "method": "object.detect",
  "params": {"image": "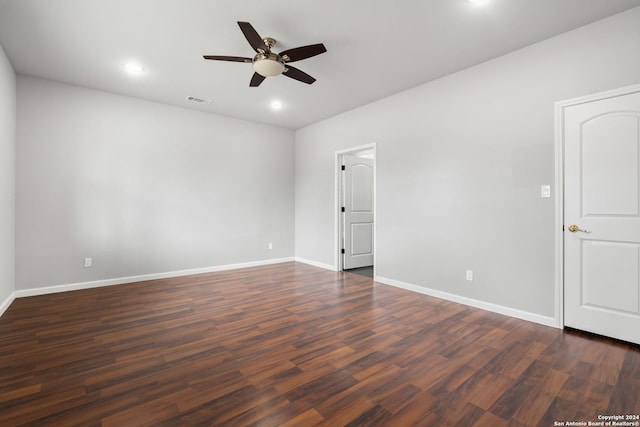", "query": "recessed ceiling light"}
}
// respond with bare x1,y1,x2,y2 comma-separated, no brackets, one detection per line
467,0,490,5
270,100,283,110
123,62,145,75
